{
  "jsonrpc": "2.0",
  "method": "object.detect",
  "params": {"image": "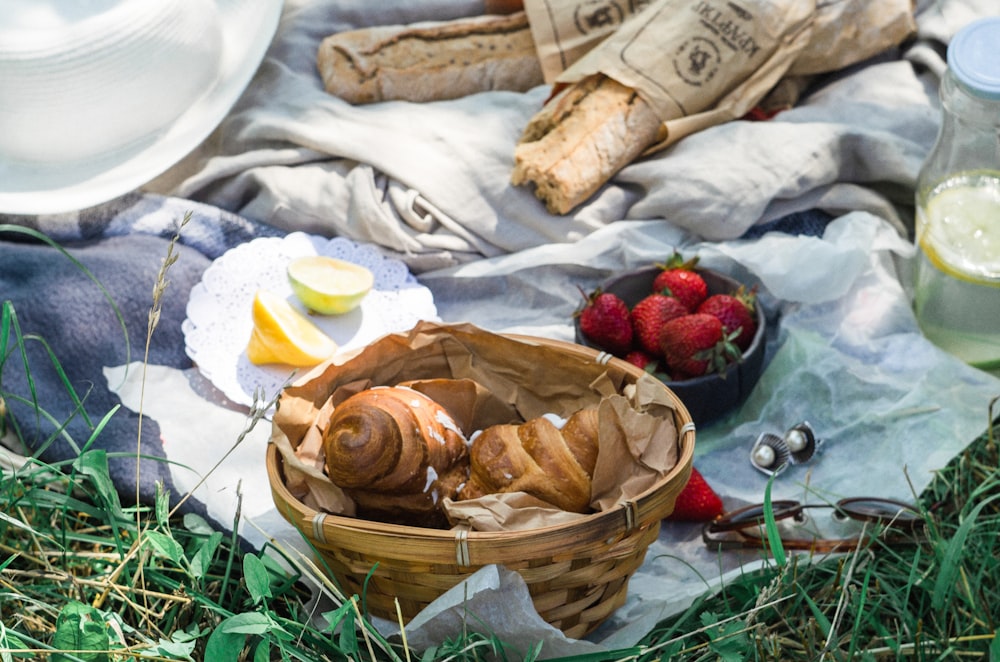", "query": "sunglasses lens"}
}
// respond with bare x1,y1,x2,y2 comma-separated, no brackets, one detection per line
841,498,922,526
720,500,801,528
